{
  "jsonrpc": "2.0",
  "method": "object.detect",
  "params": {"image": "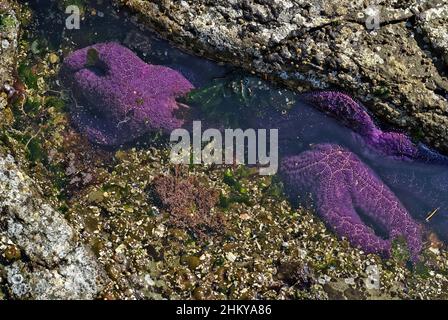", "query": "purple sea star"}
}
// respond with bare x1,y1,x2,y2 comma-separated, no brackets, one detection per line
280,144,423,260
62,42,194,146
302,91,448,164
